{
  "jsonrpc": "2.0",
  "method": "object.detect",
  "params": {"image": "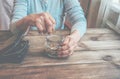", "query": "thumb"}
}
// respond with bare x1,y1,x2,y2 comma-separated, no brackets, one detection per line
63,36,71,45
